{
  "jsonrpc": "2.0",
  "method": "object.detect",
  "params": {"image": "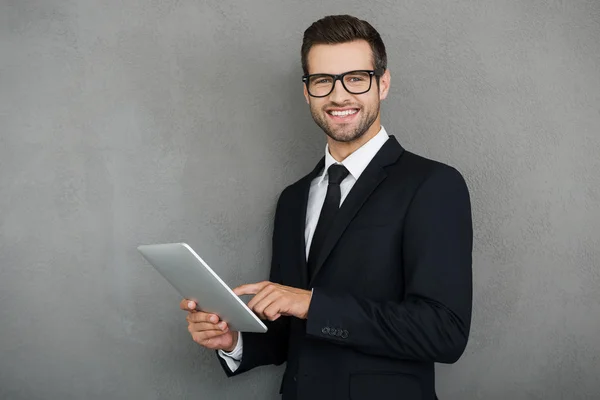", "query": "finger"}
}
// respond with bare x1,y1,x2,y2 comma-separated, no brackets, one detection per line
217,321,228,331
234,283,259,296
180,299,197,311
188,321,229,332
262,302,282,321
247,284,277,309
251,290,282,319
187,312,219,324
234,281,271,296
203,333,234,349
191,329,229,344
187,321,222,332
